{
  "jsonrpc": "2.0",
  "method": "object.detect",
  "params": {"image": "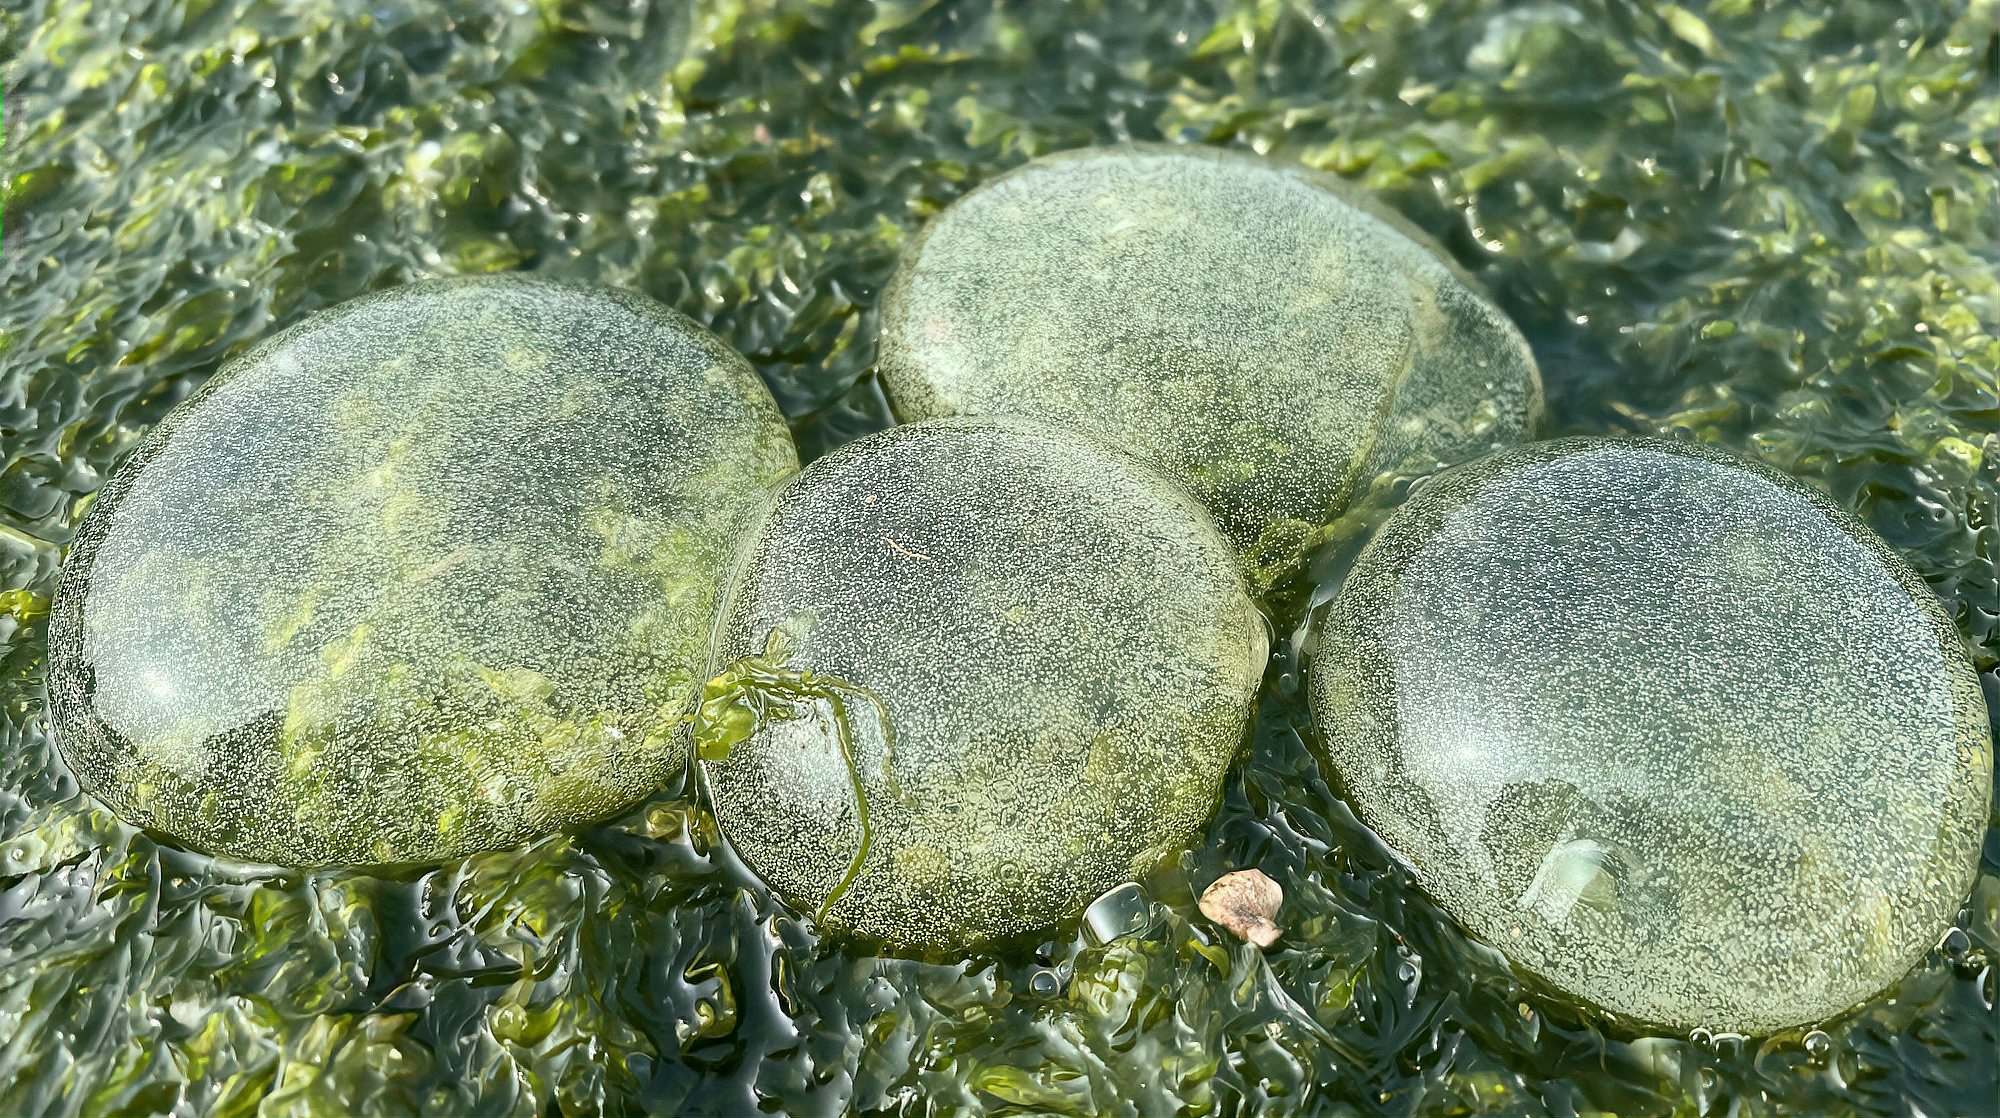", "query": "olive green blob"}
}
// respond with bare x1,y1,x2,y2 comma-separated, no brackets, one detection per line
877,143,1543,562
699,418,1268,950
45,276,801,866
1308,437,1991,1035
